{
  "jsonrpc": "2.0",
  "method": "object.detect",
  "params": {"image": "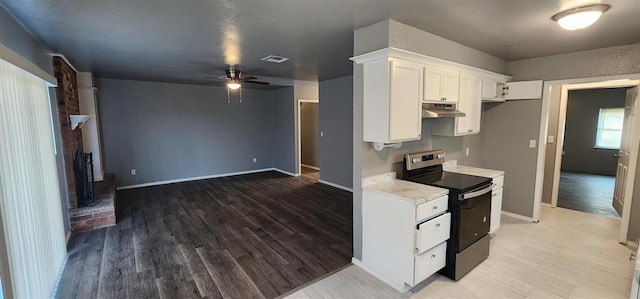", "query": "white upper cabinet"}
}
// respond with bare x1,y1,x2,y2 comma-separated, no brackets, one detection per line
361,57,423,143
424,65,459,103
504,80,543,100
432,72,482,136
482,78,543,101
